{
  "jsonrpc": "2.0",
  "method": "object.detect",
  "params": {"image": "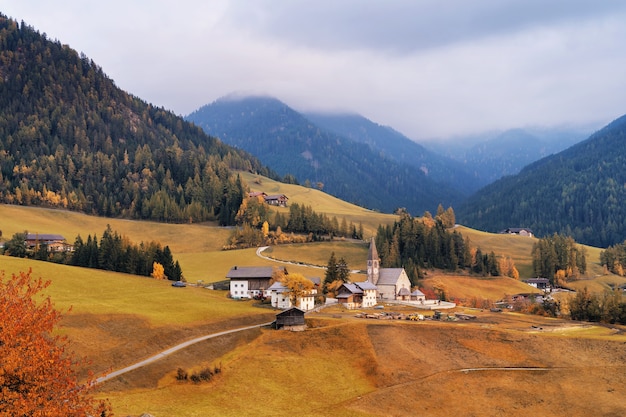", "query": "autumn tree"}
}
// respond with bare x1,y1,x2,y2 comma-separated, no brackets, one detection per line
281,272,314,306
151,262,166,279
0,269,110,416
